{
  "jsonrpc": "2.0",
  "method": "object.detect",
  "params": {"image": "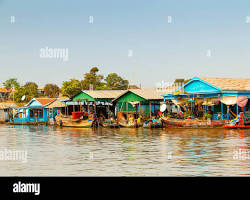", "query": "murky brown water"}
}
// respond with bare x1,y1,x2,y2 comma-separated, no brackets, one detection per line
0,124,249,176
